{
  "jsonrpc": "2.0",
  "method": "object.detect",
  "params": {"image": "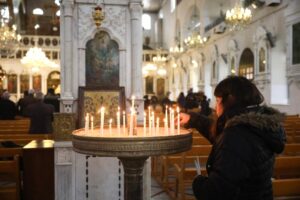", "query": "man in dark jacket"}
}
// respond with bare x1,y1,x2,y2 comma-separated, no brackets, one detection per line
24,92,54,134
180,76,286,200
0,91,17,120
